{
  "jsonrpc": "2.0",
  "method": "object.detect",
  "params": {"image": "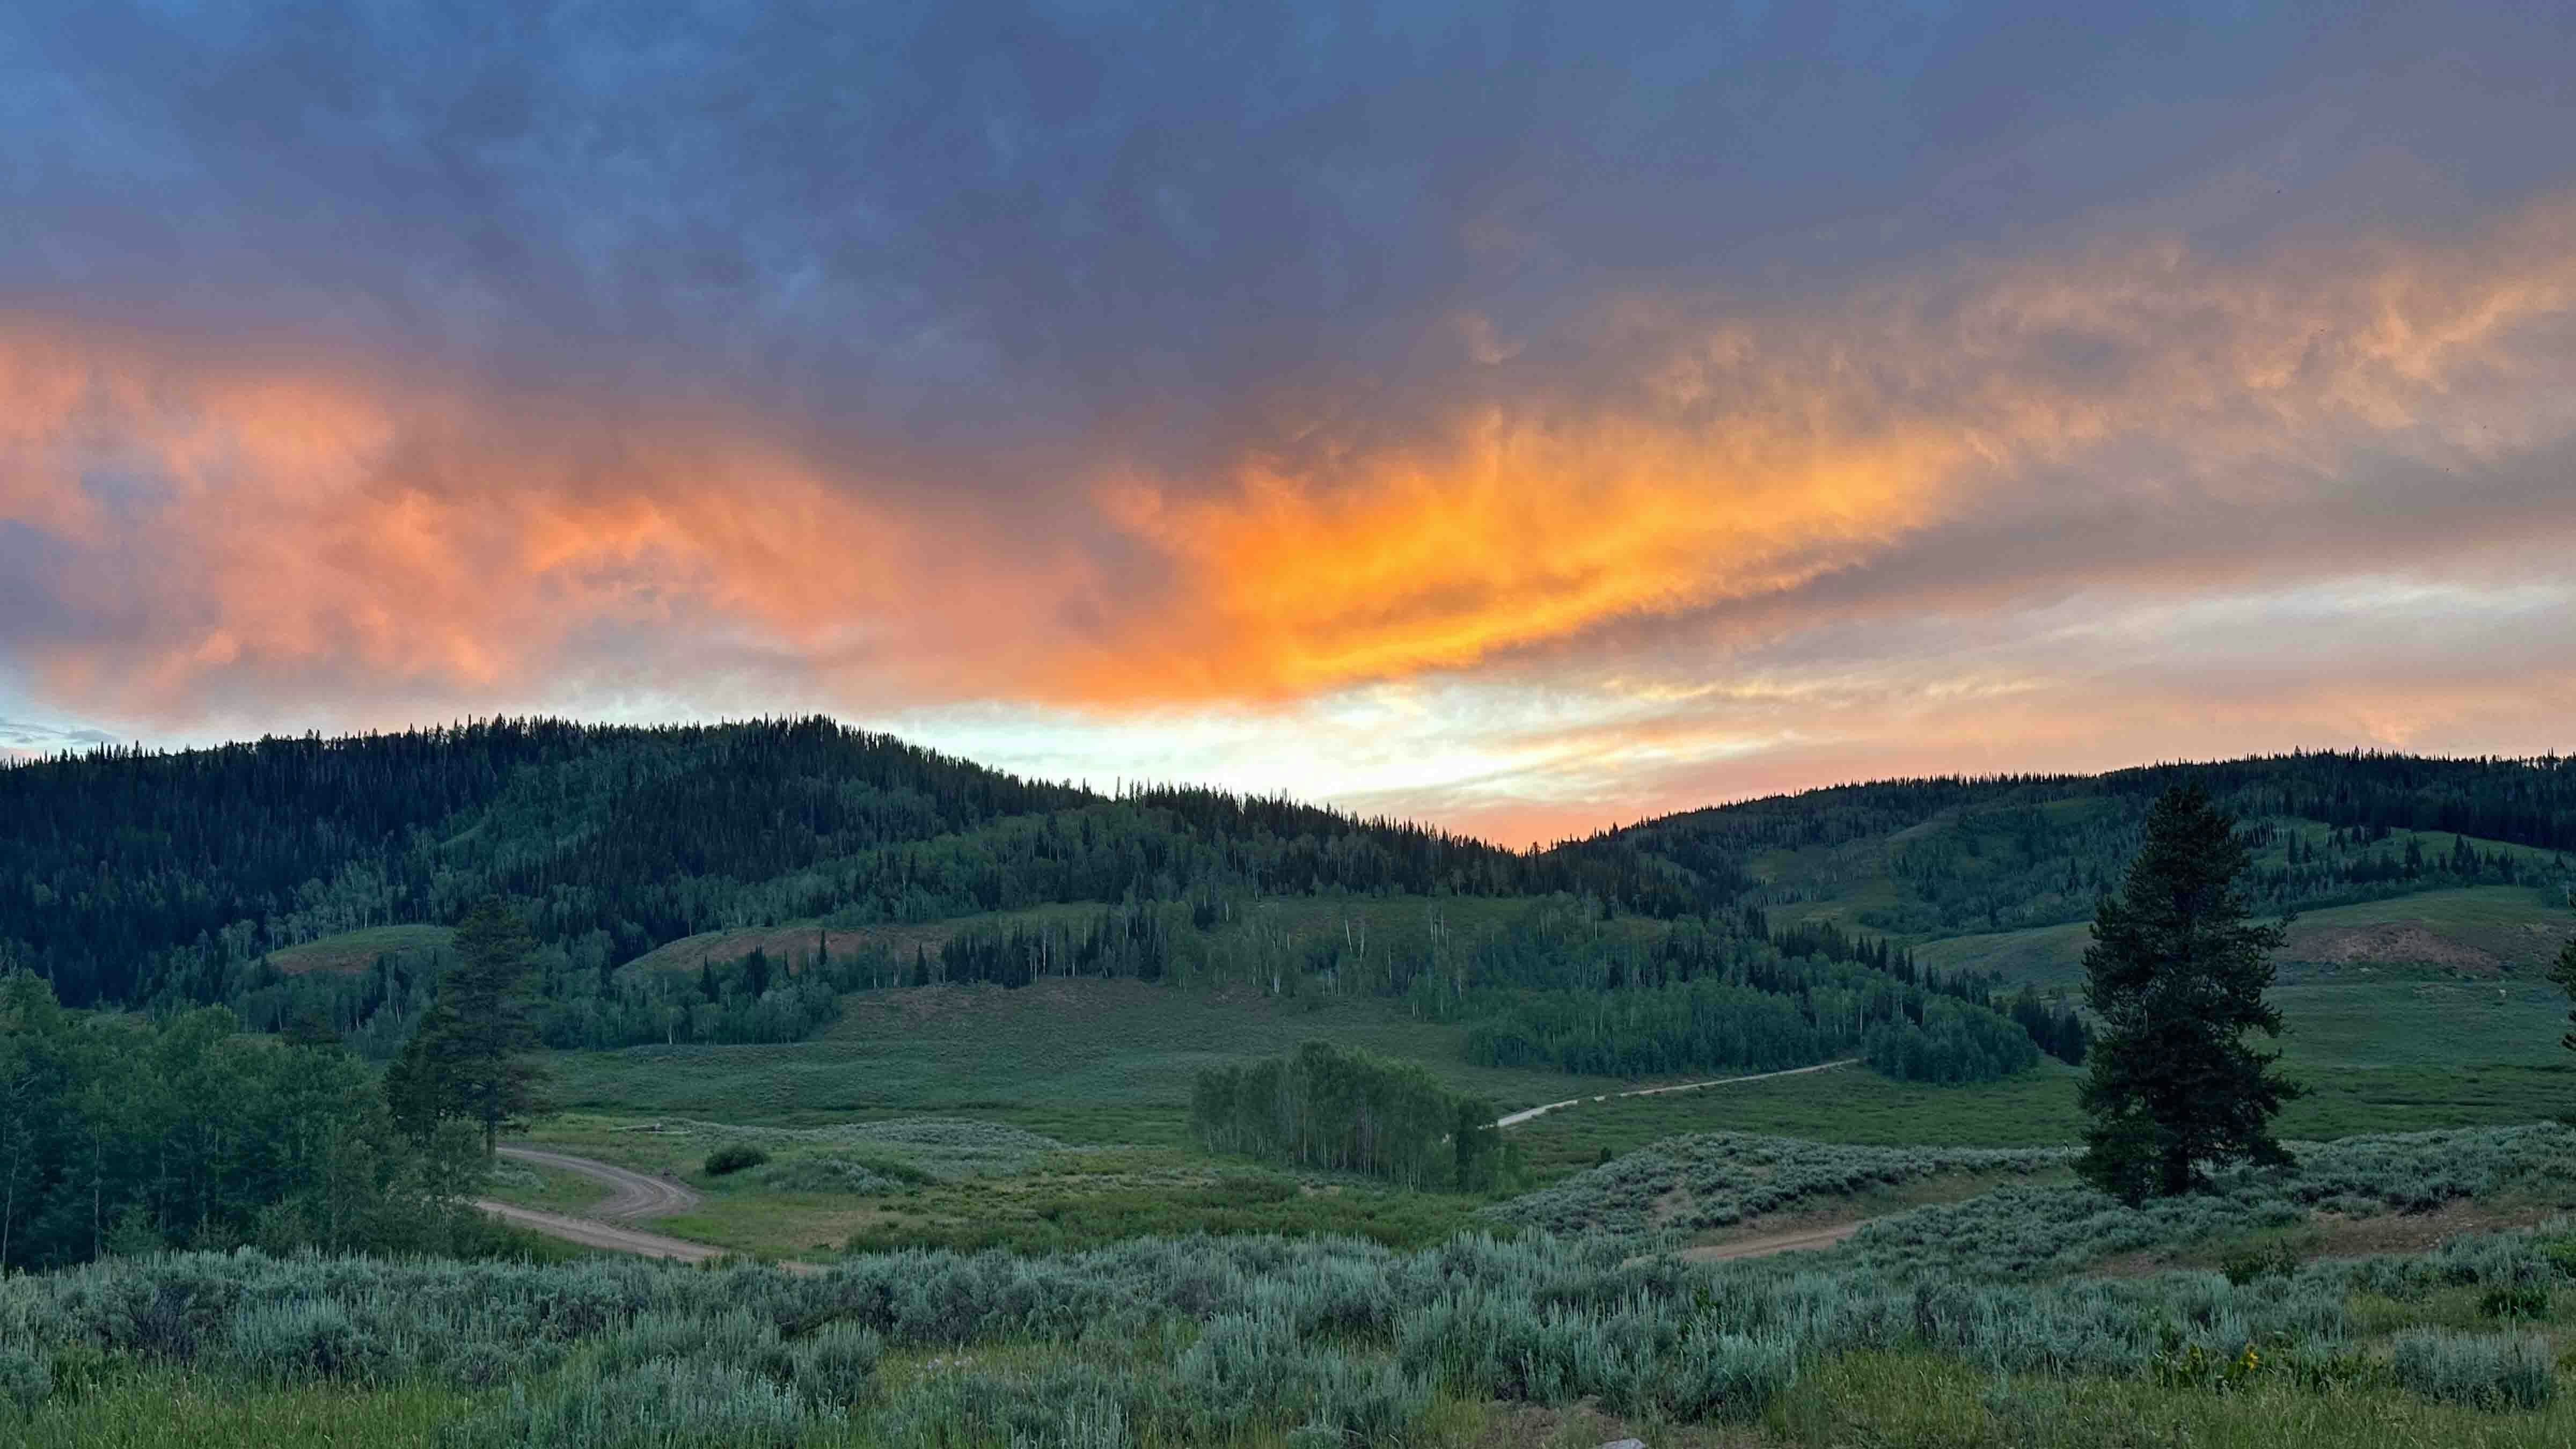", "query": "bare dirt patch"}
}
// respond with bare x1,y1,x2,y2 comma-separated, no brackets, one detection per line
268,925,452,974
1679,1218,1867,1263
1467,1400,1758,1449
2281,923,2503,976
628,921,969,978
